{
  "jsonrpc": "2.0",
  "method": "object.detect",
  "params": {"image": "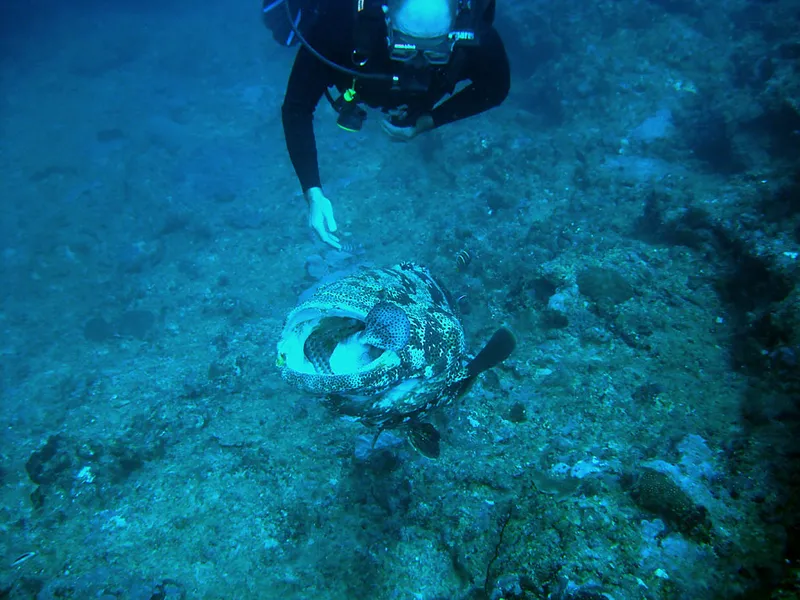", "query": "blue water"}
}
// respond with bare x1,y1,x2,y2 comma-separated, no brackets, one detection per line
1,0,799,598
